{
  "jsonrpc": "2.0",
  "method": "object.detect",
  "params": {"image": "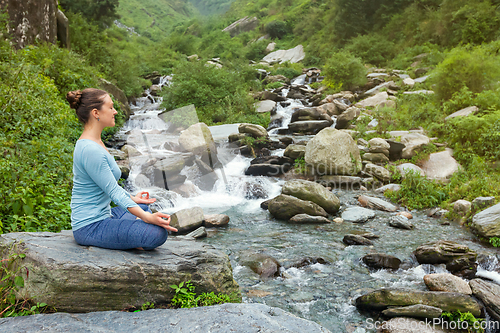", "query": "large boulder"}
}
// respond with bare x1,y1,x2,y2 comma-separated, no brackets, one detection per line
470,278,500,321
267,194,328,220
222,16,259,37
239,123,268,139
262,45,305,64
170,207,205,234
382,305,443,319
178,123,218,166
305,128,362,176
56,10,70,49
397,163,425,178
288,120,332,133
445,106,478,121
401,133,430,159
471,202,500,238
362,253,401,270
414,240,477,278
355,288,481,317
355,92,392,109
0,303,332,333
152,155,187,189
421,149,460,180
364,163,391,182
0,231,240,313
255,100,277,113
423,273,472,295
335,107,361,129
282,179,340,214
284,144,306,160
